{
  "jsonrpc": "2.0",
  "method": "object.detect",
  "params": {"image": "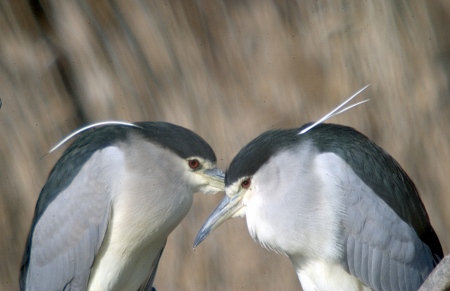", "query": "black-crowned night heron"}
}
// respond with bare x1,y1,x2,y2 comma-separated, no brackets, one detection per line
20,121,224,291
195,87,443,291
